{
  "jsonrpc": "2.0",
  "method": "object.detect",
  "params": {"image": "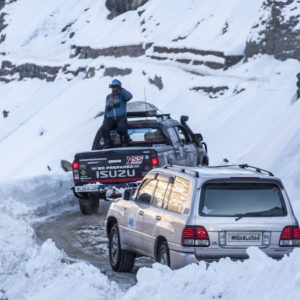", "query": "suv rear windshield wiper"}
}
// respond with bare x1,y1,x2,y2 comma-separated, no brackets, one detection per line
234,212,263,221
234,207,284,221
